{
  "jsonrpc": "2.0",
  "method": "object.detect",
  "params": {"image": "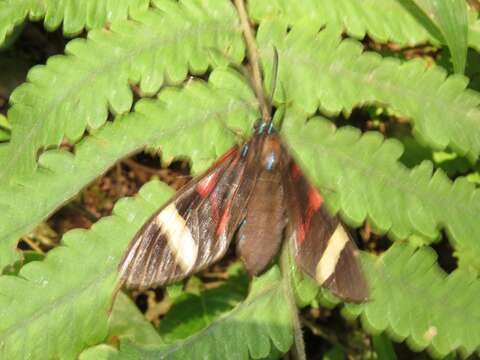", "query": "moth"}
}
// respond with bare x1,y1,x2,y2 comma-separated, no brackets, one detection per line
118,121,368,302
